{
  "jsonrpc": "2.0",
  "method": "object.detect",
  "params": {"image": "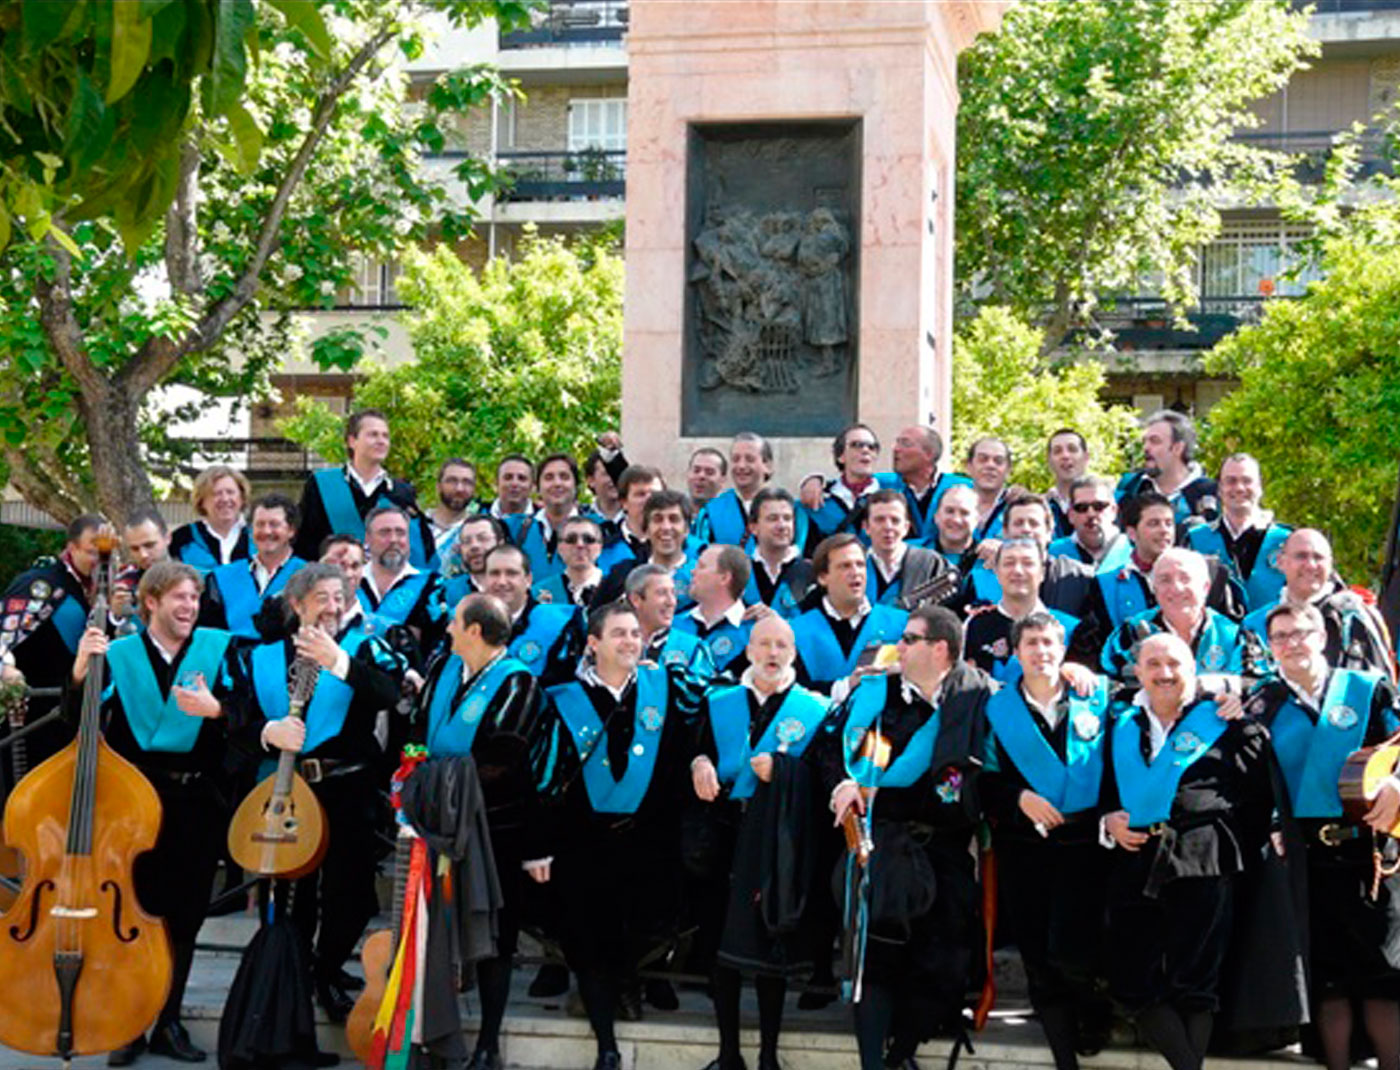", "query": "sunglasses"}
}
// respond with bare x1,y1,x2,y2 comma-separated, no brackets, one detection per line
898,632,938,645
1071,501,1111,514
847,440,879,451
562,534,601,546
